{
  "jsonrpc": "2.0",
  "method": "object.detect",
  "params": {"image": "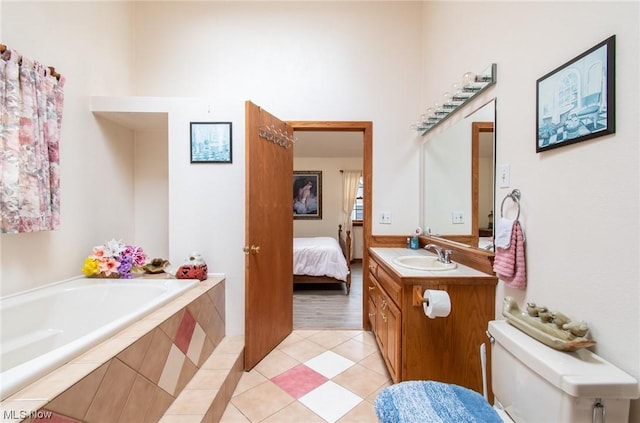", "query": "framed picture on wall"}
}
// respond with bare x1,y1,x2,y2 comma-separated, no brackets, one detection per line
293,171,322,219
536,35,615,153
190,122,232,163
